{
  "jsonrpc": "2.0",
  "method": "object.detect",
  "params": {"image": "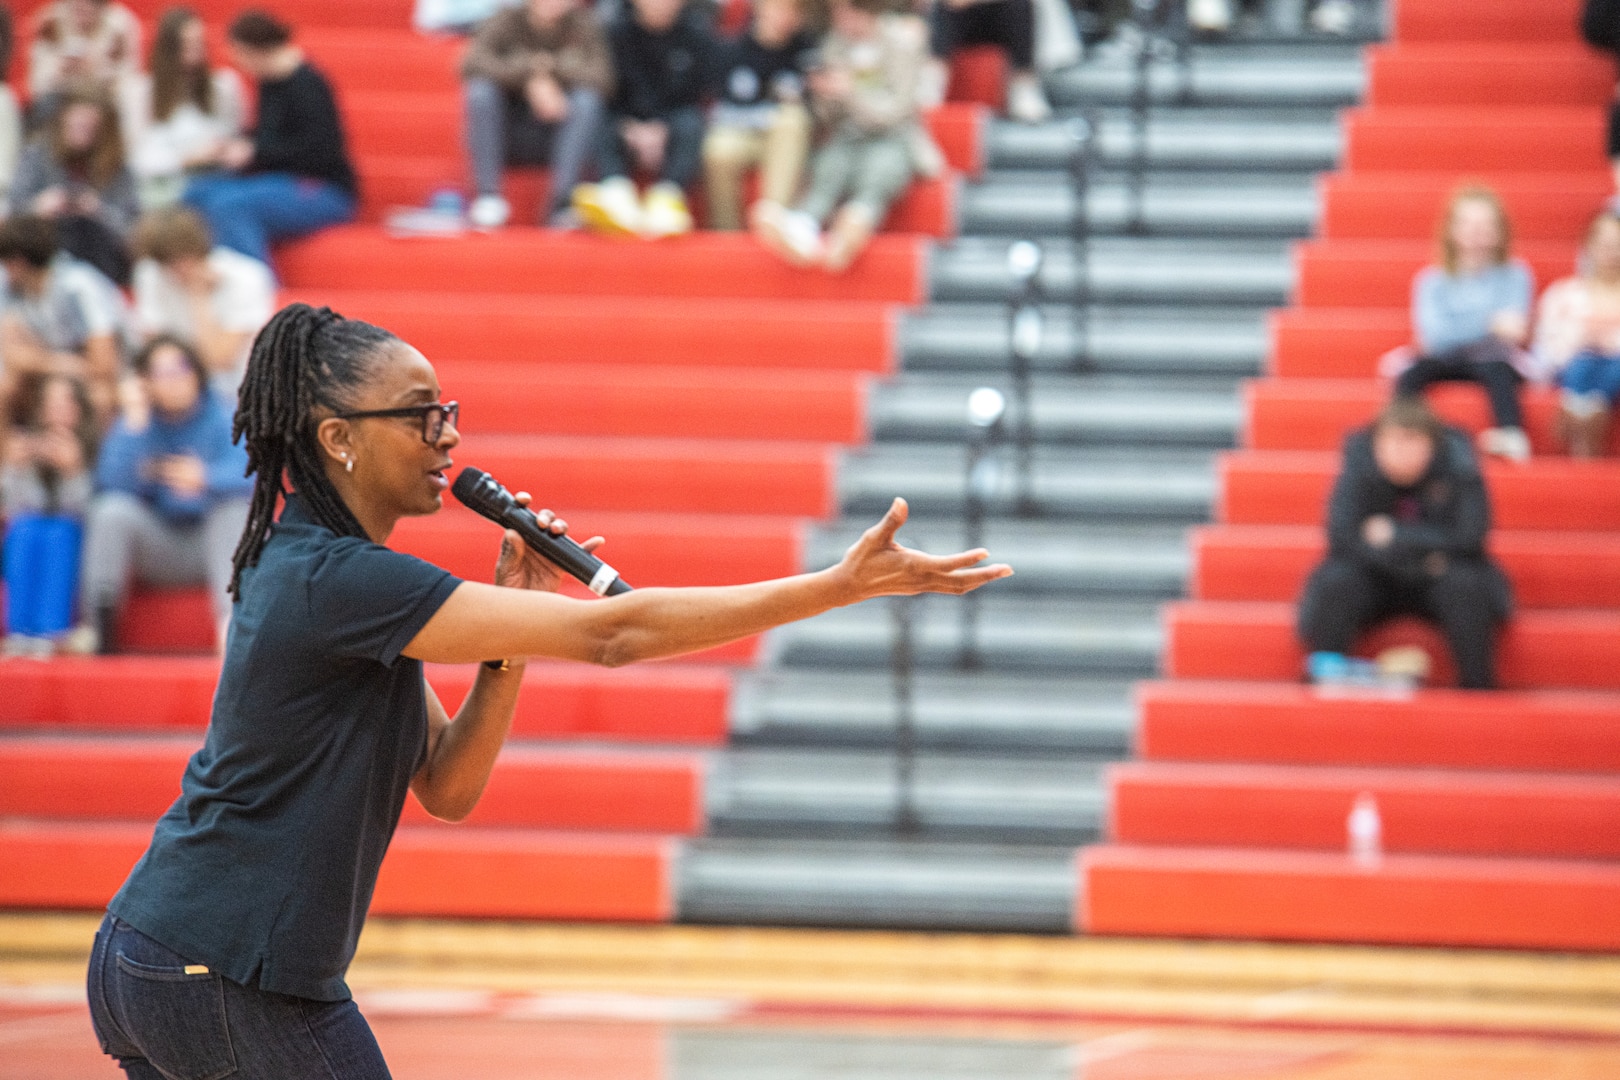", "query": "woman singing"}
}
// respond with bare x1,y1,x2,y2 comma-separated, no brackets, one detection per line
85,303,1010,1078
